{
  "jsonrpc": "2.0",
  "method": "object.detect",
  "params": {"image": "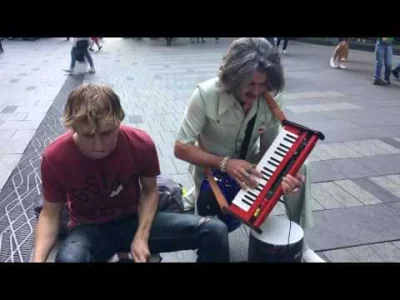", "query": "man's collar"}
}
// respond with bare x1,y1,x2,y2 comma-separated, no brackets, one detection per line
218,91,238,115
